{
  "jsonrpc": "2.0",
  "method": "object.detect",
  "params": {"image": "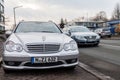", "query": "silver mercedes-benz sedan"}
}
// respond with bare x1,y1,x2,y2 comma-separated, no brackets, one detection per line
2,21,79,73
